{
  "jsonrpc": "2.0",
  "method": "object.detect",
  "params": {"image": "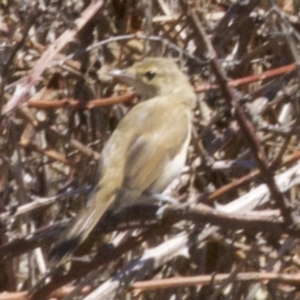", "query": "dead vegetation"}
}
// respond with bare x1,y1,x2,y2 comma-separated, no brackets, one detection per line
1,0,300,299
